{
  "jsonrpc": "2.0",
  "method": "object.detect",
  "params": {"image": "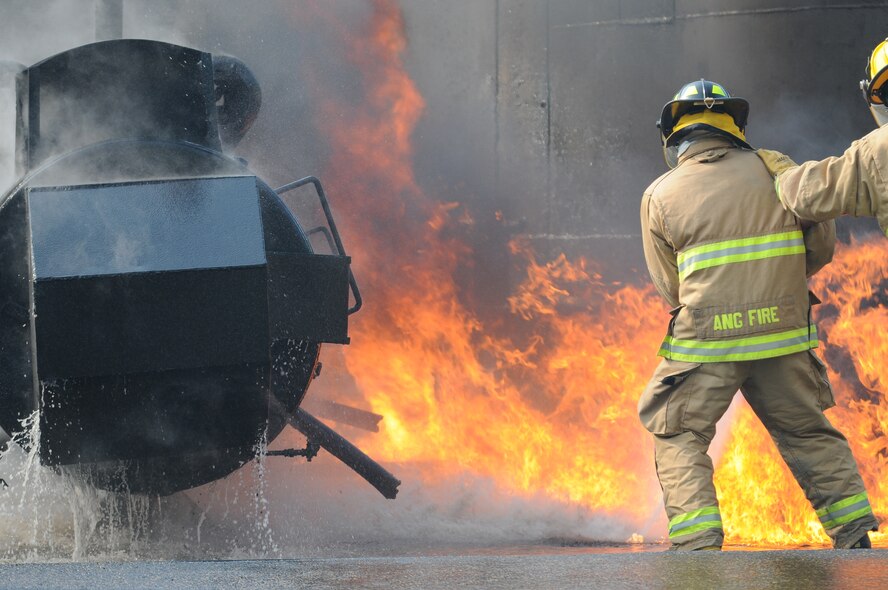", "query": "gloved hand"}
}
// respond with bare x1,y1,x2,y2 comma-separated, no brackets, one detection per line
756,149,798,178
